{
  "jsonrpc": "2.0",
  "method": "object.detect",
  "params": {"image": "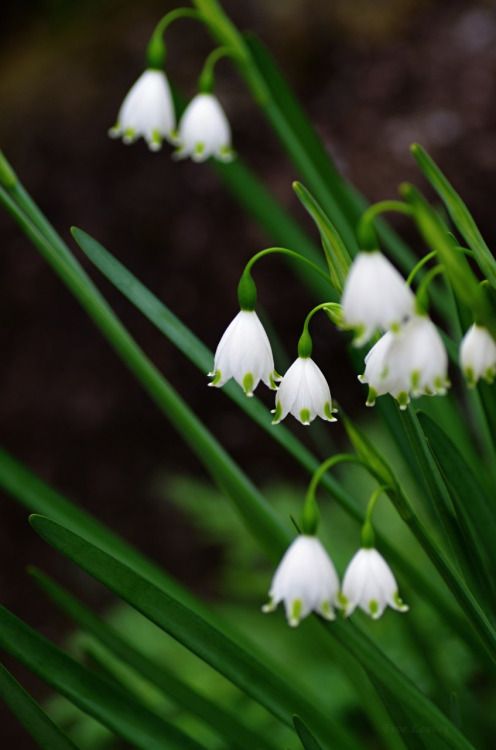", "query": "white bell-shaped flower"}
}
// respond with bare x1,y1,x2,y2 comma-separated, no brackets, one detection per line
460,324,496,386
174,93,234,162
341,251,415,346
359,315,449,409
385,314,449,405
208,310,279,396
340,547,408,619
272,357,337,426
358,330,398,407
263,535,340,626
109,69,176,151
